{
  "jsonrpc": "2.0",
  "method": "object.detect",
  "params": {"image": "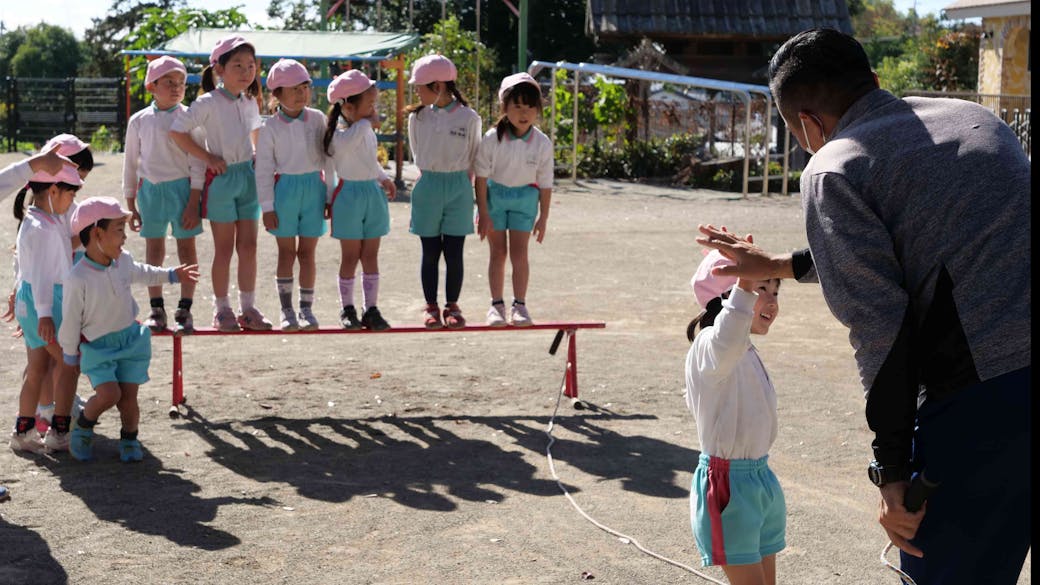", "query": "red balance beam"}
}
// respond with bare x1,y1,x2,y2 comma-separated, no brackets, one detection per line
154,322,605,416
